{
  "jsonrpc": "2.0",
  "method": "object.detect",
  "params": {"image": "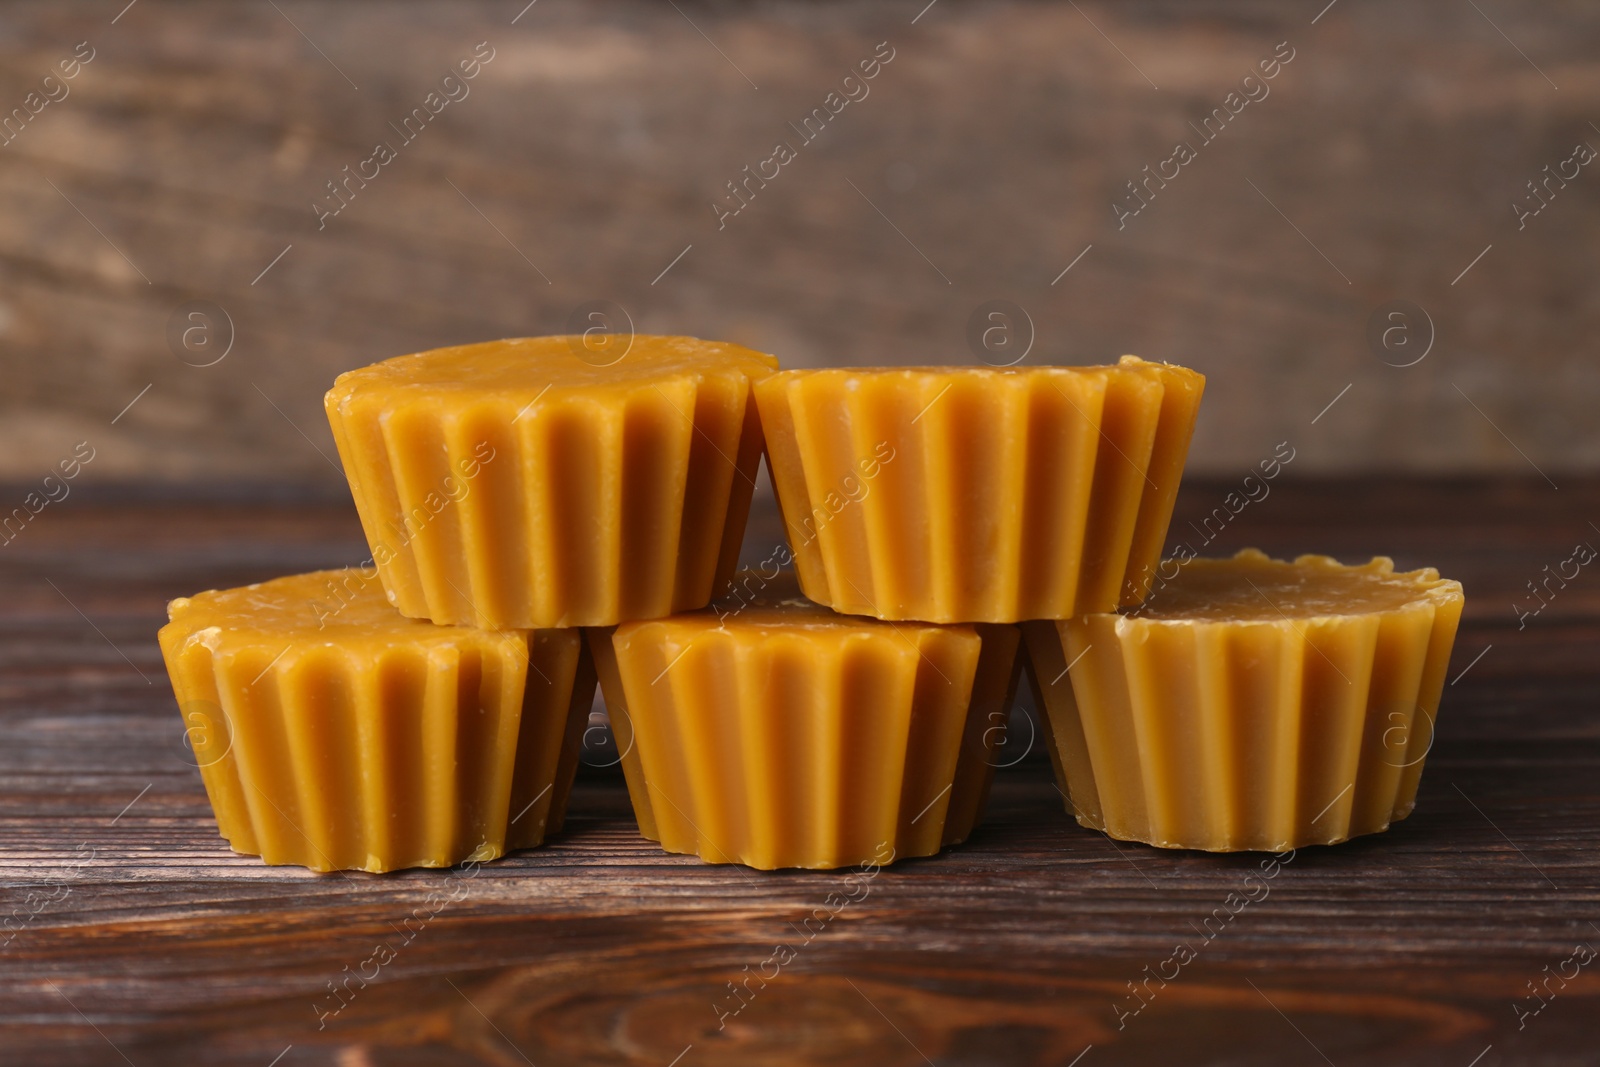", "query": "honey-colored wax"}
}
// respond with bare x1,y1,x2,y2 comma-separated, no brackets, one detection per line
589,573,1021,869
325,335,777,629
158,568,594,872
1024,549,1464,851
753,356,1203,623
